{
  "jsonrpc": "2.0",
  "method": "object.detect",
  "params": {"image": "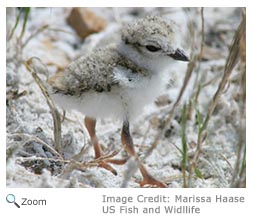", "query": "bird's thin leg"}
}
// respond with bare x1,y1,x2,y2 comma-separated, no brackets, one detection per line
121,120,167,188
84,116,102,159
84,116,117,175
